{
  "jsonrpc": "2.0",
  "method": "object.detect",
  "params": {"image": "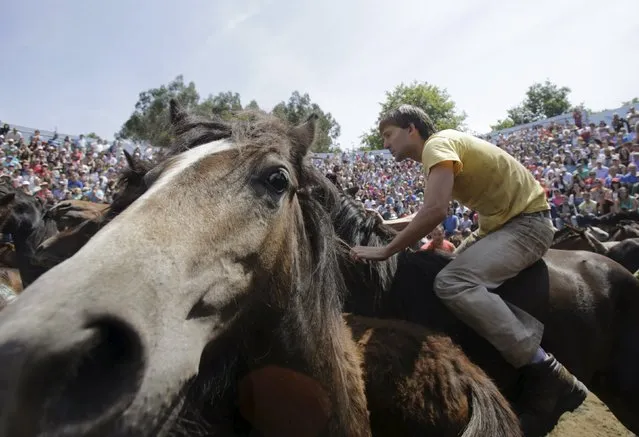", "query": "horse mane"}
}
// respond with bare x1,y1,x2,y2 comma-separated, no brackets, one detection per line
332,191,399,296
550,223,611,254
314,177,456,313
552,224,584,245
